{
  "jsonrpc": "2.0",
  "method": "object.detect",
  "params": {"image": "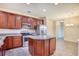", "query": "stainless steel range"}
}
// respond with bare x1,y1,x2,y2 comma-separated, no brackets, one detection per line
22,30,35,47
22,33,31,47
